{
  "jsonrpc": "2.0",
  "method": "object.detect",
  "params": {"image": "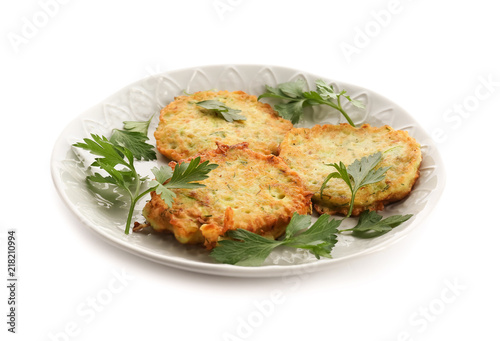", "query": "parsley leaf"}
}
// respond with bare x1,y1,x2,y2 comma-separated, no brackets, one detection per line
110,130,156,161
211,229,282,267
196,100,247,122
74,134,132,168
210,213,340,266
122,114,154,135
320,152,390,217
348,152,390,189
258,79,364,125
275,100,306,124
109,116,156,161
149,165,176,206
315,80,365,109
167,157,219,189
148,158,219,208
284,214,340,259
339,210,413,238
